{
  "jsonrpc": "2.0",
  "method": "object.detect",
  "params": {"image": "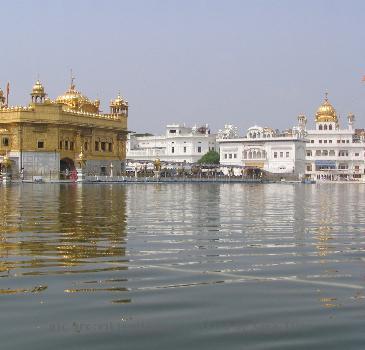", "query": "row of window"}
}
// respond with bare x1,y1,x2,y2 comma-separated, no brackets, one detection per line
224,153,237,159
318,124,334,131
273,151,290,158
306,150,360,157
309,139,351,144
171,146,202,154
